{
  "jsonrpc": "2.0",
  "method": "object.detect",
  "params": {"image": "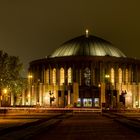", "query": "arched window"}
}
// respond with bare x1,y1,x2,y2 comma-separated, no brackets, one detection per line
60,68,64,85
84,67,91,86
118,68,122,83
46,69,49,84
111,68,115,84
68,67,72,84
125,69,128,83
52,68,56,85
